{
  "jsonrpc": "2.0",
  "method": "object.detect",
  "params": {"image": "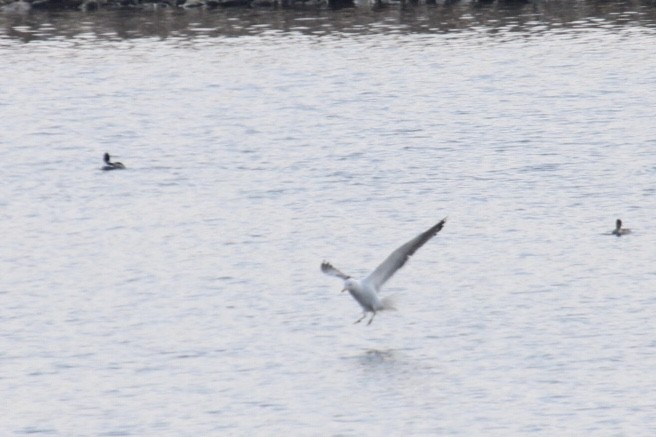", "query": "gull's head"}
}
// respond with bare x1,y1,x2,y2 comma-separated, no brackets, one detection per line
342,278,358,293
616,219,622,230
